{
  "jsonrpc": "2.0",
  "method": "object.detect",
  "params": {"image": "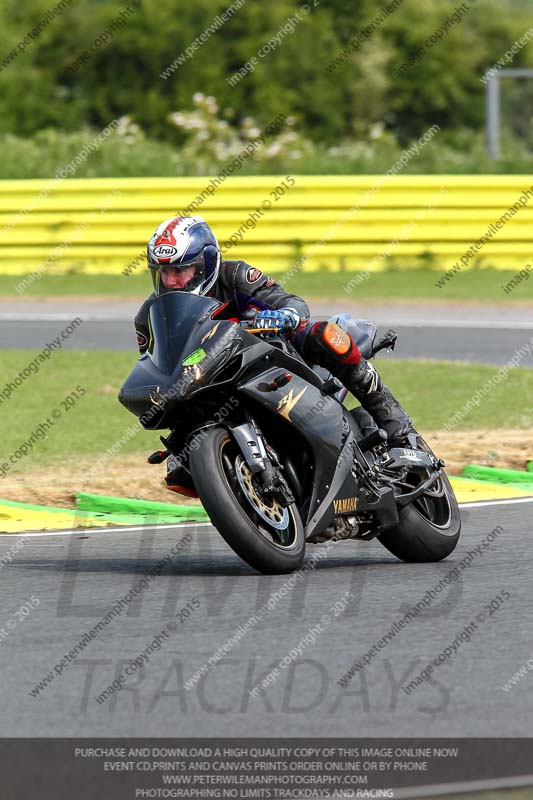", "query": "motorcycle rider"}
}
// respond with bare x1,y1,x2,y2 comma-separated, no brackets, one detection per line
134,216,413,484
